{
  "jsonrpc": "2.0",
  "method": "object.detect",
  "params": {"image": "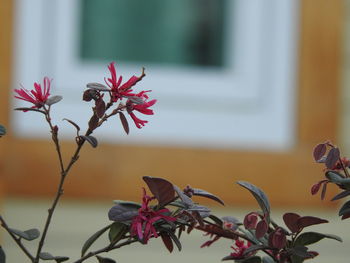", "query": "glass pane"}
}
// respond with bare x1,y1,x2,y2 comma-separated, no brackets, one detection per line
79,0,227,67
